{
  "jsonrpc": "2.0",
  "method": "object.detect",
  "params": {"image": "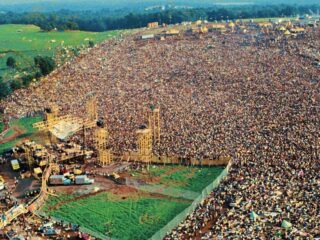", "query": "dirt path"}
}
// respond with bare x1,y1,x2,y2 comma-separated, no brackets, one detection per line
0,126,24,144
47,189,106,211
